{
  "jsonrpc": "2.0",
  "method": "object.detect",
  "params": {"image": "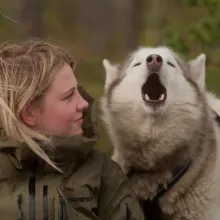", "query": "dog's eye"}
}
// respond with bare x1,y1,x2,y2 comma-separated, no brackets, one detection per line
167,62,175,68
133,63,141,68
